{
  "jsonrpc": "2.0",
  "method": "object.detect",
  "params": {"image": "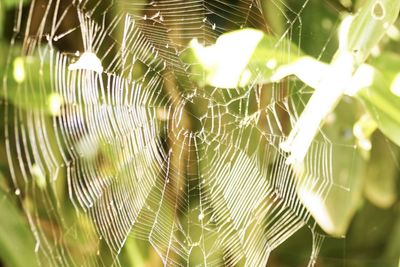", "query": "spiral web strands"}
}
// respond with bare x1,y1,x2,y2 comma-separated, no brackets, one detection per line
3,0,351,266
